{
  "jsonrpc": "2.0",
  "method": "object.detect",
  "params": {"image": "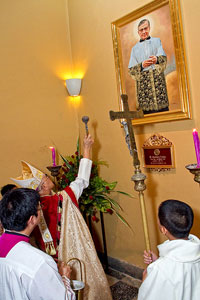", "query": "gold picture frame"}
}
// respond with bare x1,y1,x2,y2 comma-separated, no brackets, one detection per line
111,0,191,125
